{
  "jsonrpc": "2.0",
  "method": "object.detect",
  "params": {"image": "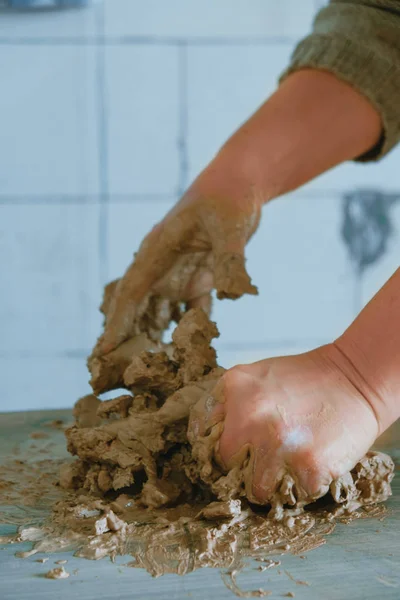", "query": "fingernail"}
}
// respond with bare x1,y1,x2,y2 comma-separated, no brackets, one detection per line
101,342,113,355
